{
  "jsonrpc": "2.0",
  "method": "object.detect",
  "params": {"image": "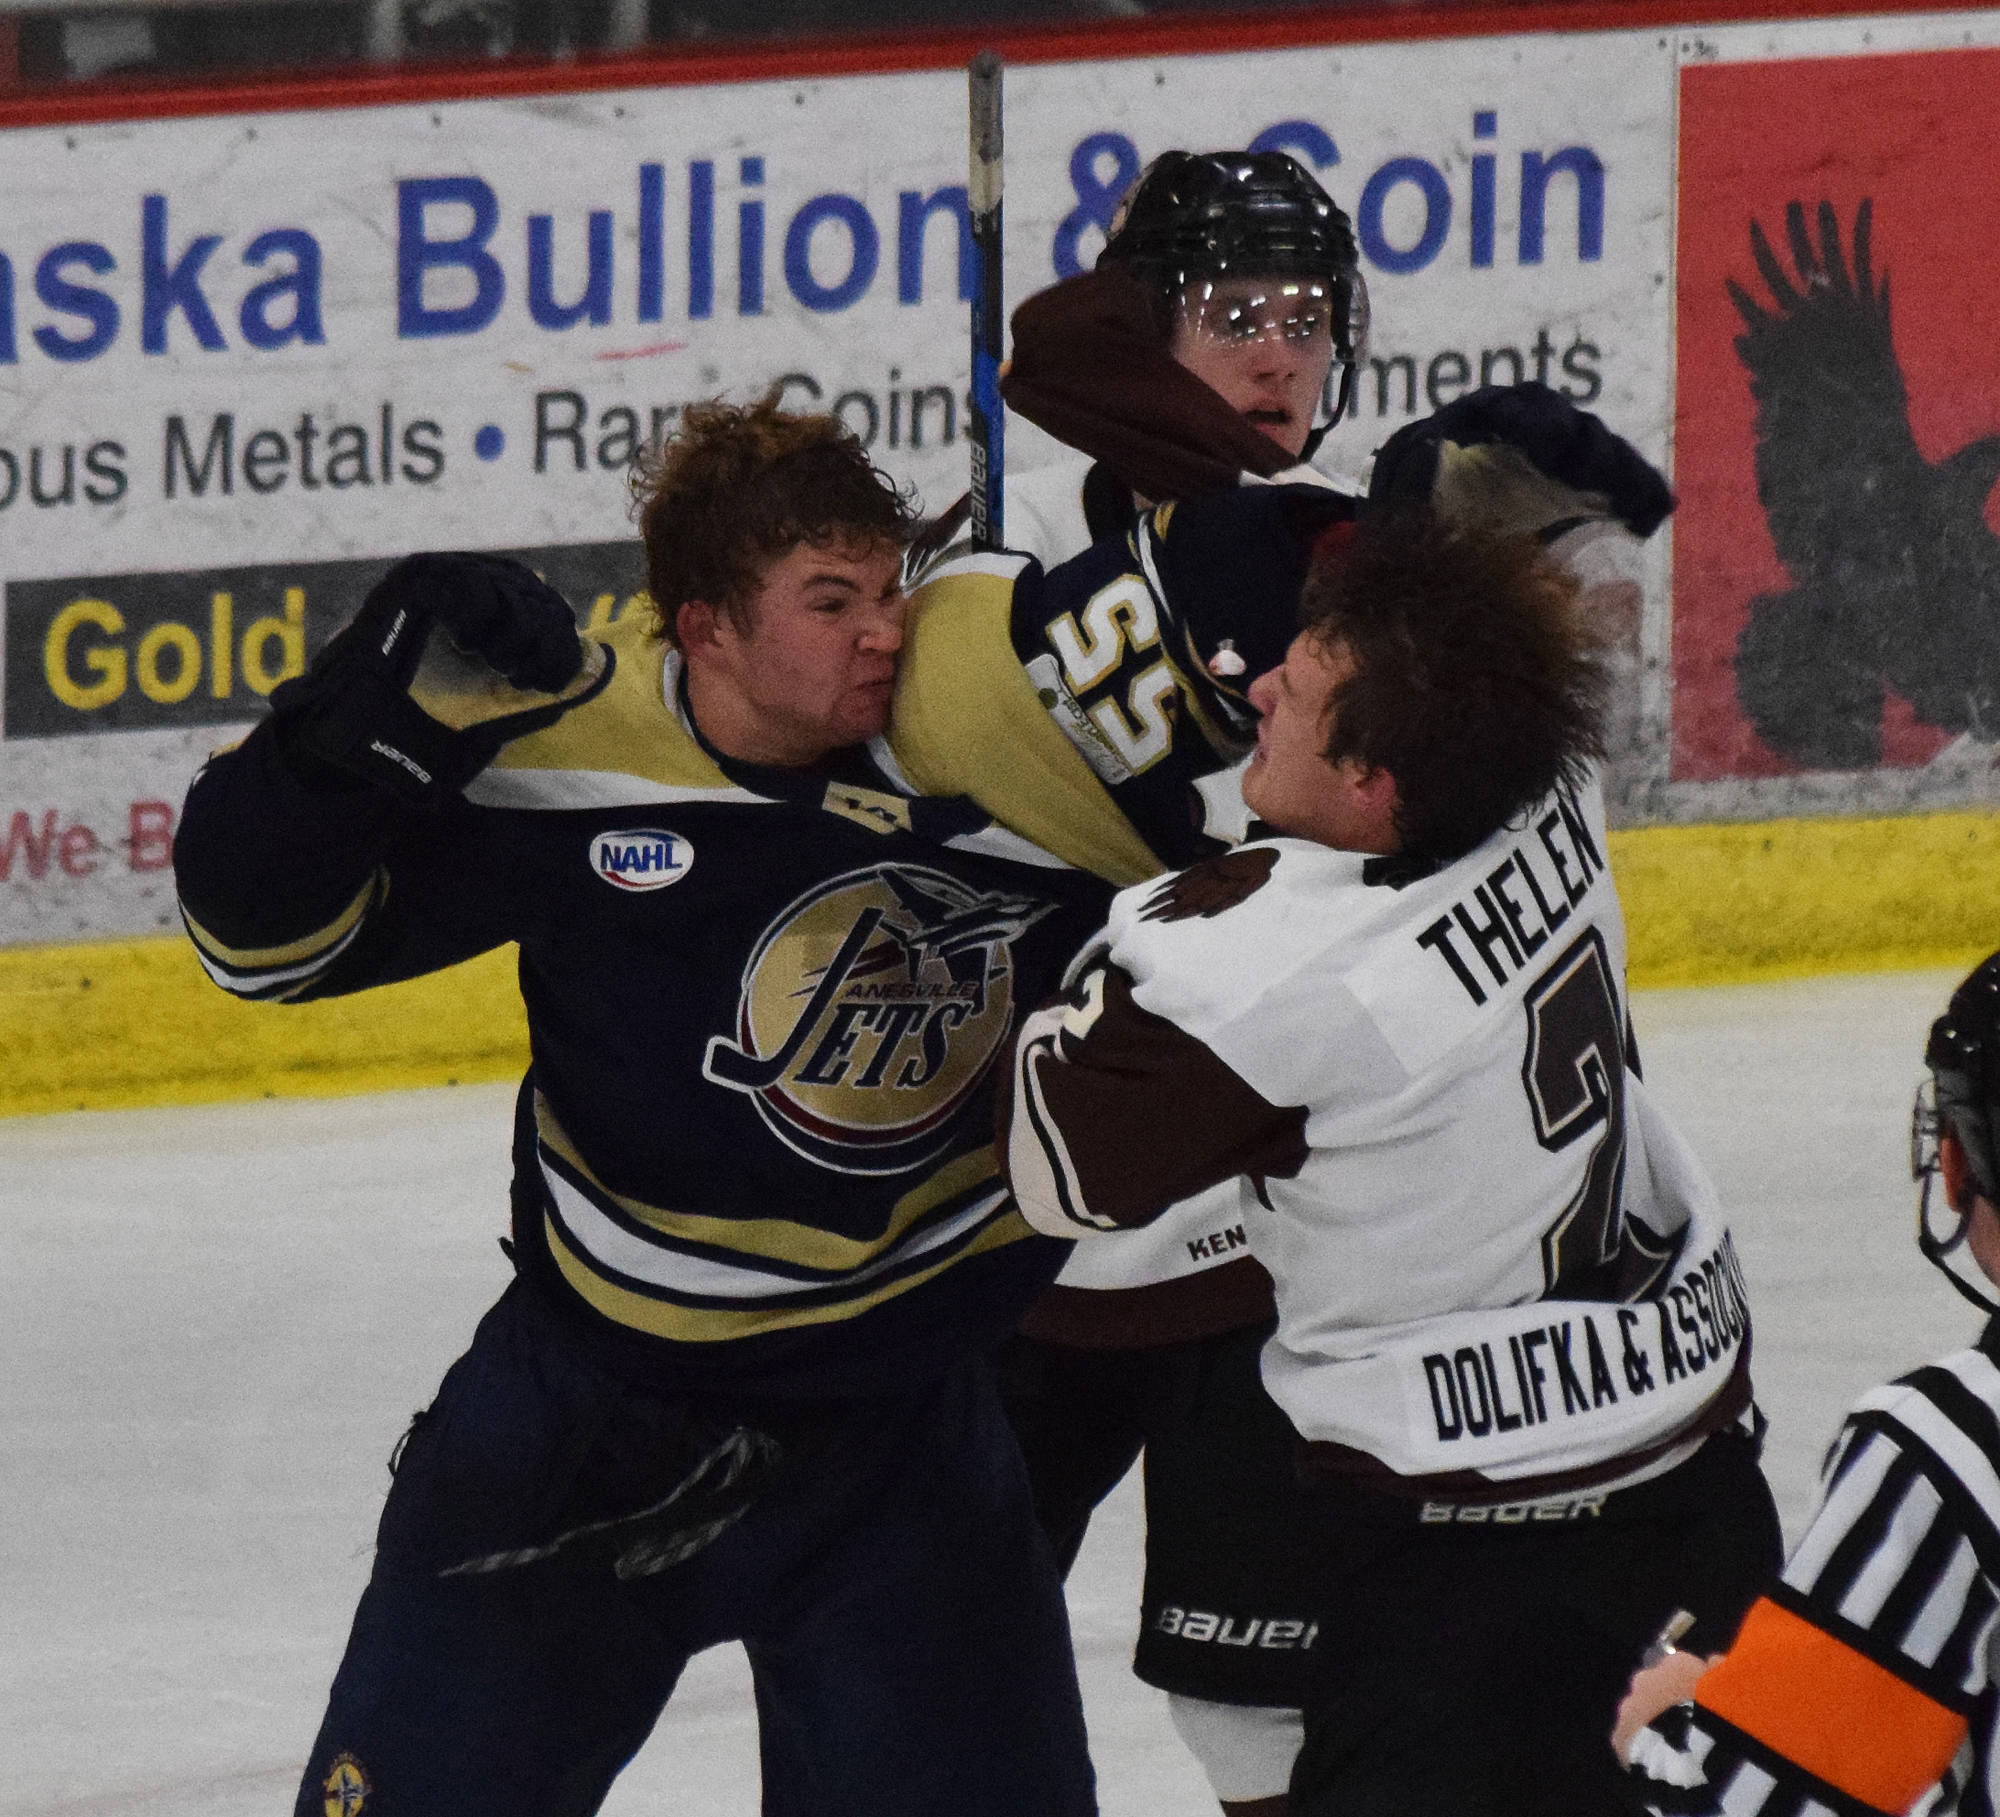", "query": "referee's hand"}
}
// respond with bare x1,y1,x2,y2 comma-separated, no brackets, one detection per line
1612,1649,1719,1764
